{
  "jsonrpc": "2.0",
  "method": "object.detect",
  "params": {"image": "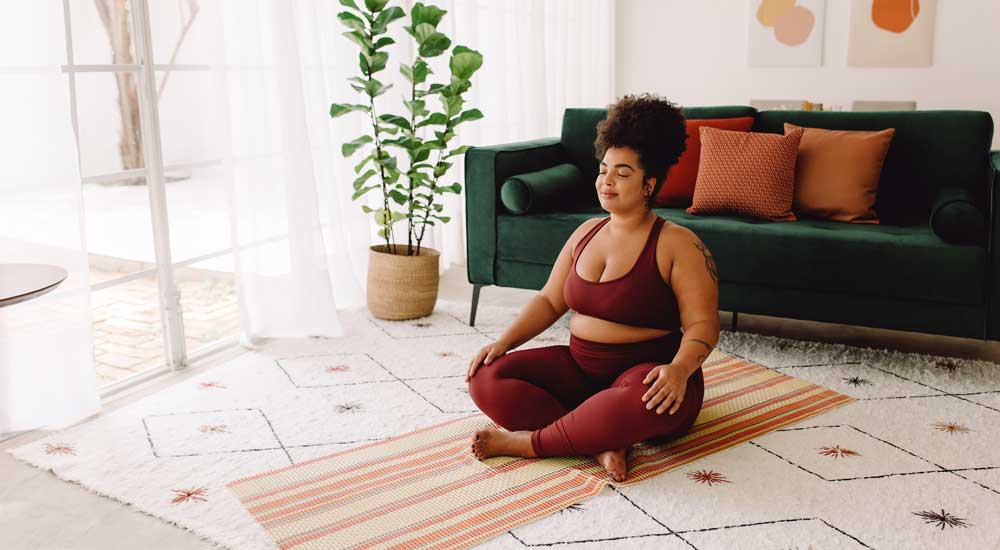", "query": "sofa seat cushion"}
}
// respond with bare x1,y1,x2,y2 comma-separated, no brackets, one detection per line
496,208,986,306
